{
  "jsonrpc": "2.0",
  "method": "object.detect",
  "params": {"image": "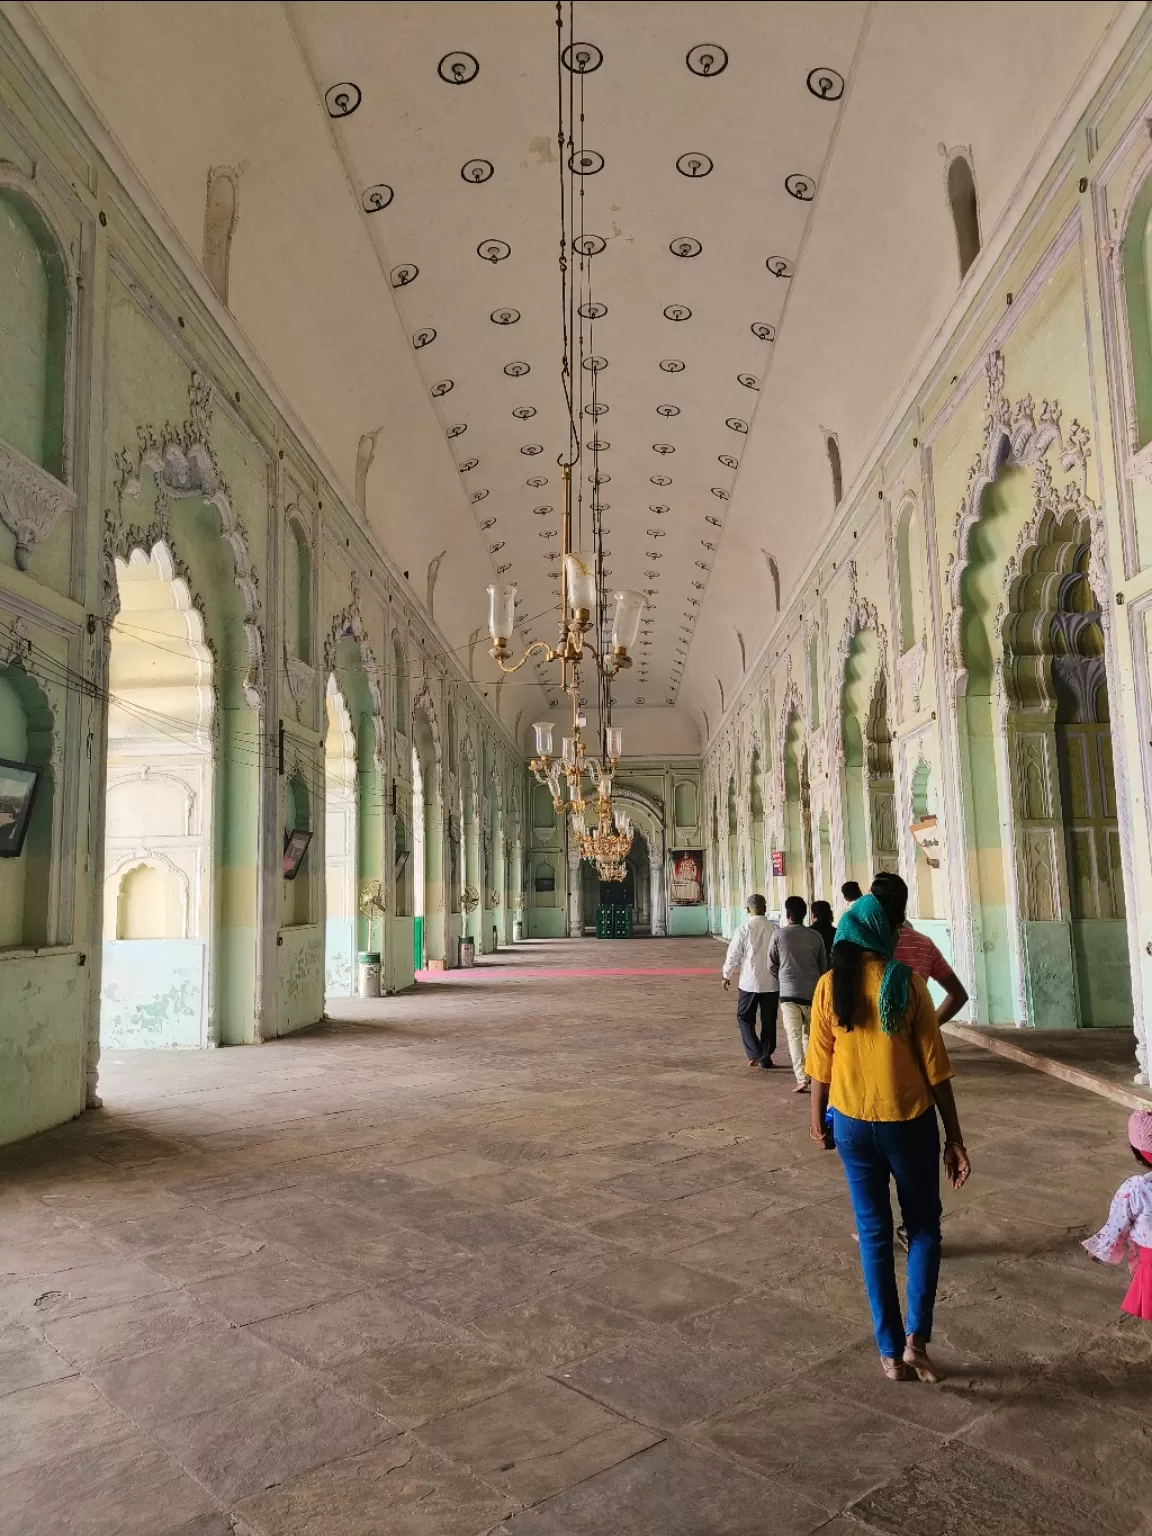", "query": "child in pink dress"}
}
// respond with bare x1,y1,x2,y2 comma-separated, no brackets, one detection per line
1083,1109,1152,1321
